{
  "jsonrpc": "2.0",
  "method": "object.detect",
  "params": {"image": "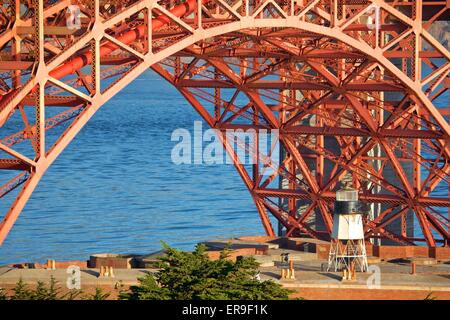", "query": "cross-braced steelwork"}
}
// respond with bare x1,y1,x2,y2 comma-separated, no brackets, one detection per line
0,0,448,247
